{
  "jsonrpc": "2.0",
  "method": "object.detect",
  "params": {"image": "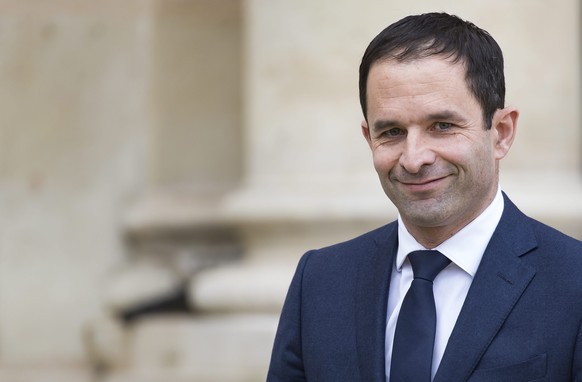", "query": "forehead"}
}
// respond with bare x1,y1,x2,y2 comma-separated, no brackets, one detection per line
366,56,479,119
368,56,469,96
